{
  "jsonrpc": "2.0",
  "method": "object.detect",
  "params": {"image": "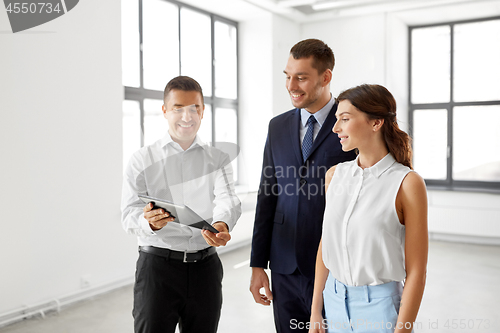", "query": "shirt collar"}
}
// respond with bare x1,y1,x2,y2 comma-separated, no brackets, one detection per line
160,132,207,151
351,153,396,178
300,94,335,127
